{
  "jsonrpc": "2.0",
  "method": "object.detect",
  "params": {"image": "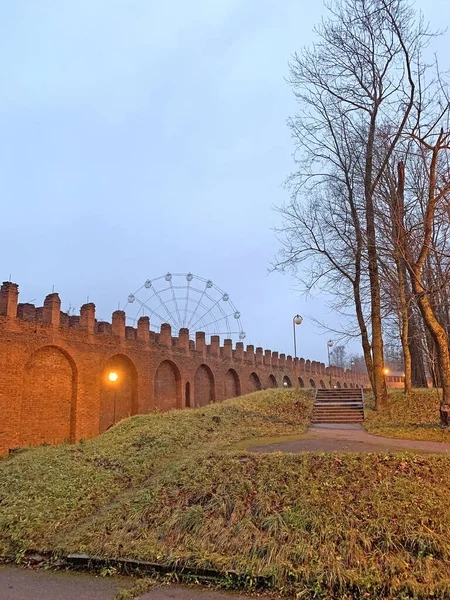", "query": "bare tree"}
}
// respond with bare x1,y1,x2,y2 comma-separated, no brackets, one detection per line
348,354,368,374
400,97,450,416
330,344,348,369
277,0,429,409
274,169,375,389
375,158,414,392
